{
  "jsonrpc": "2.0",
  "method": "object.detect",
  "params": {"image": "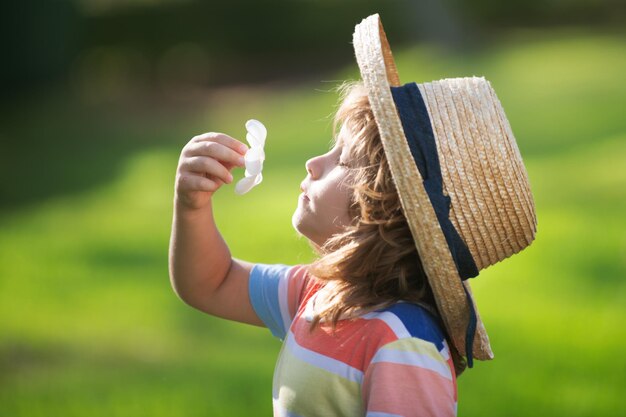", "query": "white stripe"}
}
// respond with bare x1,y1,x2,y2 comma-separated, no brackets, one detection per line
371,346,453,380
366,412,404,417
273,399,304,417
361,311,412,339
362,310,452,360
440,338,451,361
277,270,291,334
285,331,364,384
